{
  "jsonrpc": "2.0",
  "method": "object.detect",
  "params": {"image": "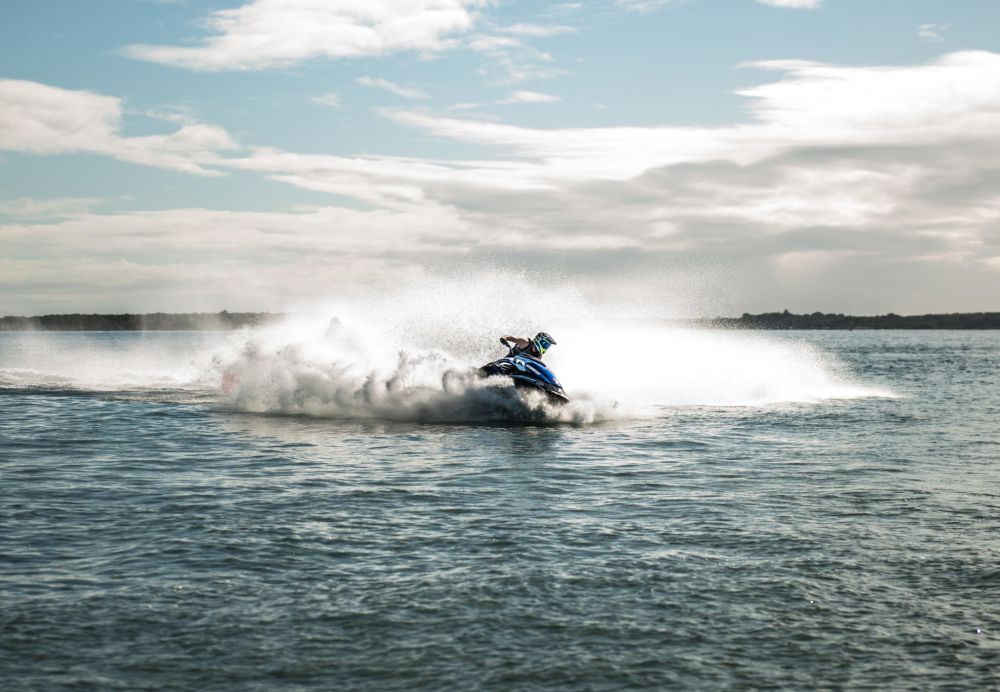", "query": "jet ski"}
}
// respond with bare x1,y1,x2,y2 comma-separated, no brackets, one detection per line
478,337,570,405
